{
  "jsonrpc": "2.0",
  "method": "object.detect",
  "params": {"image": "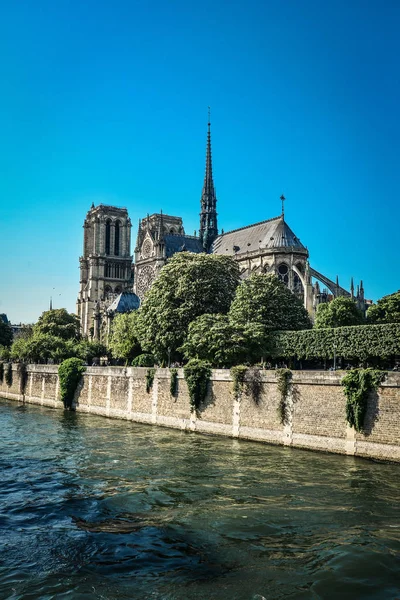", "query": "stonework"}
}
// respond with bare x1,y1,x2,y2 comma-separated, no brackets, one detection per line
2,365,400,463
